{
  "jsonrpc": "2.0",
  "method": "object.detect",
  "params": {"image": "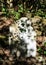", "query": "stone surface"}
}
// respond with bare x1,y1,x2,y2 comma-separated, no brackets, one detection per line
9,17,37,57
